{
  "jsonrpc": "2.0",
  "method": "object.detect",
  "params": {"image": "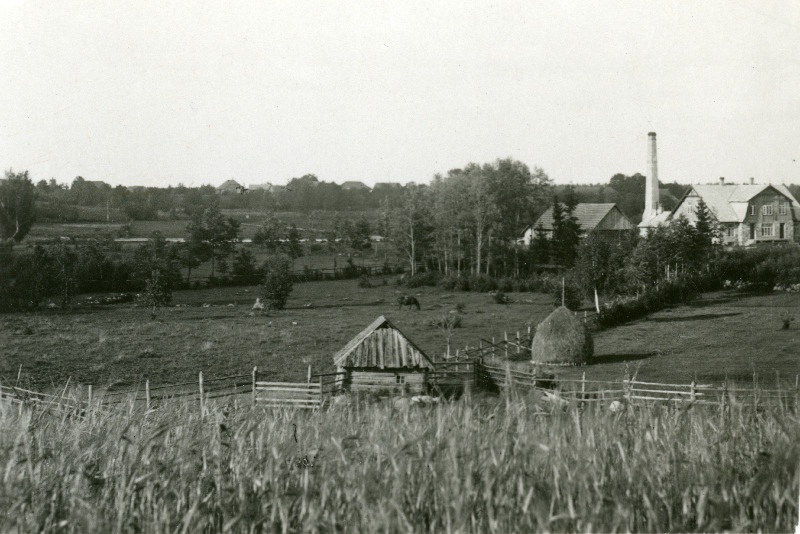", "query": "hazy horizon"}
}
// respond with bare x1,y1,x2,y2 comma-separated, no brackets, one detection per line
2,1,798,189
